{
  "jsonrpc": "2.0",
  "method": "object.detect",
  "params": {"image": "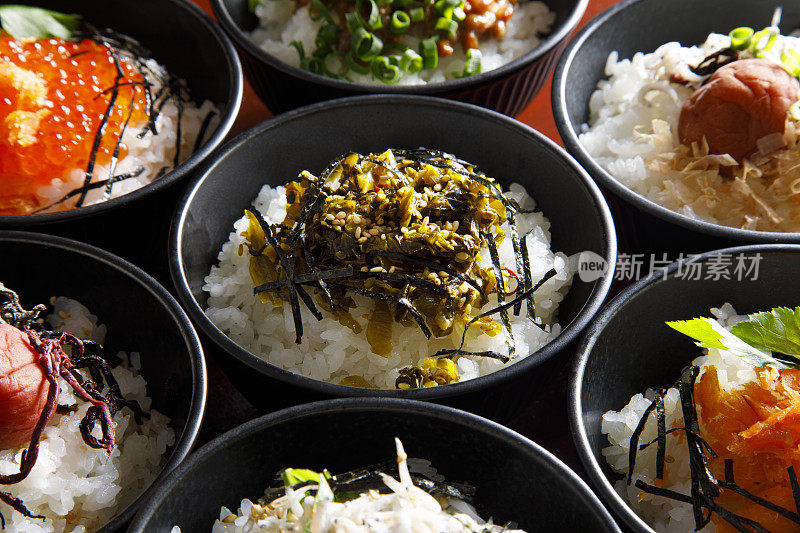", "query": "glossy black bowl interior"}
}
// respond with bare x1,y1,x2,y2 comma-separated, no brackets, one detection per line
0,0,242,227
170,94,616,404
570,245,800,531
129,399,620,532
553,0,800,244
211,0,586,115
0,231,206,532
